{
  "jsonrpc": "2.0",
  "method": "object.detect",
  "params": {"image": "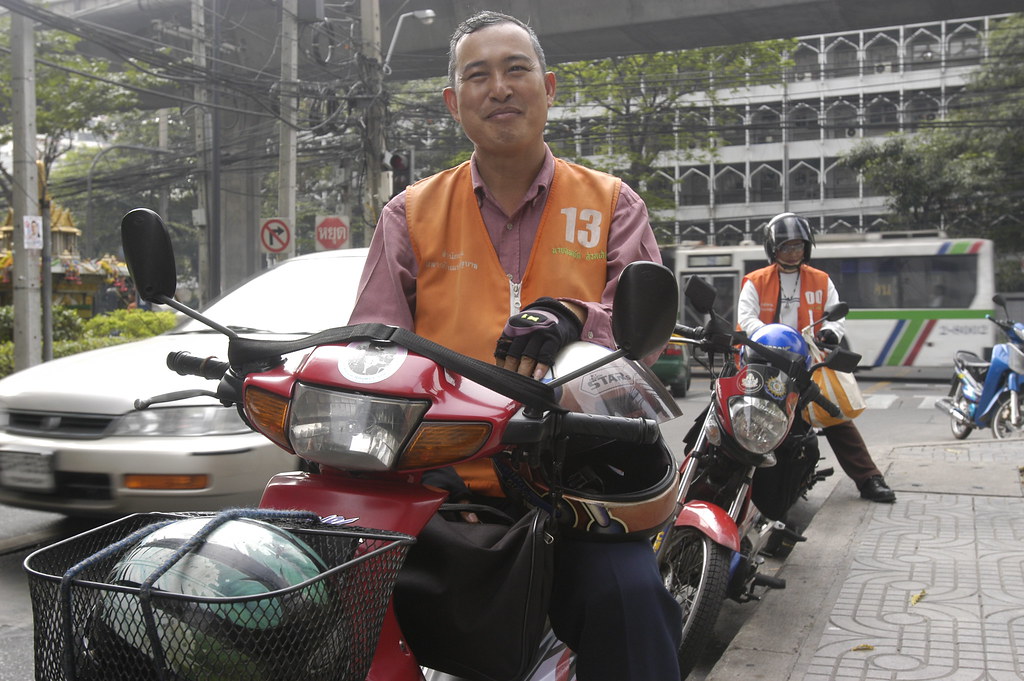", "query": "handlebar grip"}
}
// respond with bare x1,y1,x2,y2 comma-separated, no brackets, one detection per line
674,324,703,340
166,351,231,380
811,389,843,418
560,412,661,444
